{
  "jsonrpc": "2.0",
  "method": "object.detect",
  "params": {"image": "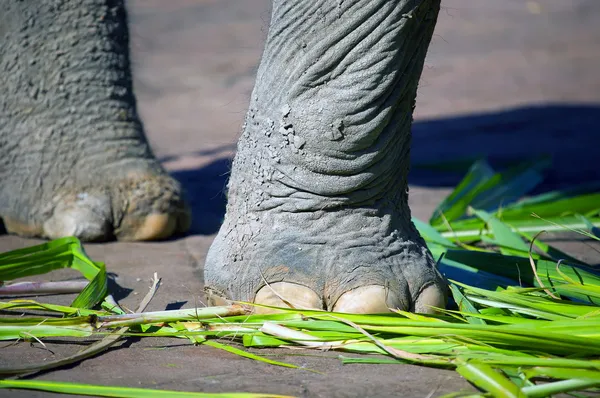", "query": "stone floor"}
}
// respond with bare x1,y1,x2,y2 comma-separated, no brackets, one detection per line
1,1,600,397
